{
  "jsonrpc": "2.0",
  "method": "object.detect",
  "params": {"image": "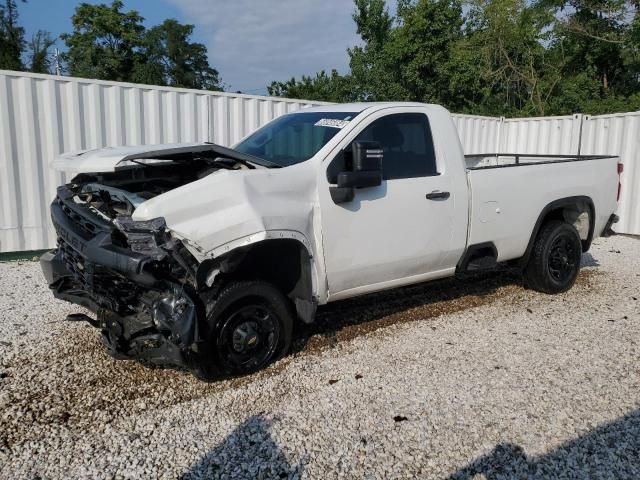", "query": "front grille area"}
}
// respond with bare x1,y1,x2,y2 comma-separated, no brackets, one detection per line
54,193,142,313
57,238,92,288
56,197,100,239
57,237,141,312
